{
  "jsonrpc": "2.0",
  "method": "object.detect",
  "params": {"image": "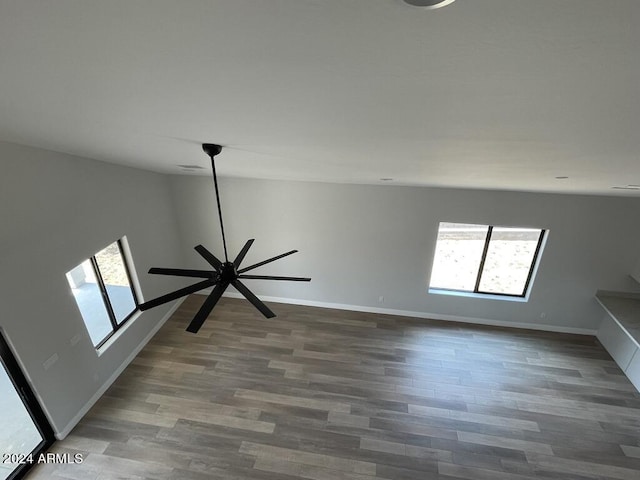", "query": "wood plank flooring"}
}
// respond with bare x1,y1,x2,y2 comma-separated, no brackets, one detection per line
26,296,640,479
